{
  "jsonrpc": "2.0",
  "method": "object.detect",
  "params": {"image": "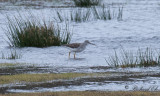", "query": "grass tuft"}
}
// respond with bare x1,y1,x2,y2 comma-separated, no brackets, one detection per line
5,16,71,48
106,48,160,68
73,0,101,7
71,8,91,22
55,8,91,23
92,5,123,21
